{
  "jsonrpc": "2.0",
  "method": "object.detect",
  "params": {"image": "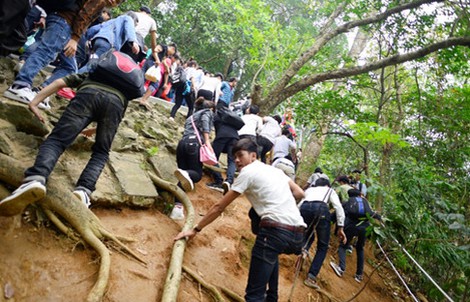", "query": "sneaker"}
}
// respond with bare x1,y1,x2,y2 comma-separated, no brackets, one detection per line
346,245,353,255
73,190,91,208
169,117,175,122
330,262,344,277
354,274,363,283
0,180,46,216
169,204,185,220
222,181,231,195
206,182,224,193
174,169,194,192
303,277,320,289
3,85,50,110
